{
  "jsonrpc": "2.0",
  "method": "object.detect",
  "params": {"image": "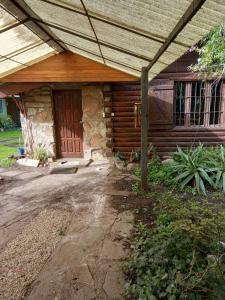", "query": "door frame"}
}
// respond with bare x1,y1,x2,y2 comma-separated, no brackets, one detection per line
52,89,83,158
